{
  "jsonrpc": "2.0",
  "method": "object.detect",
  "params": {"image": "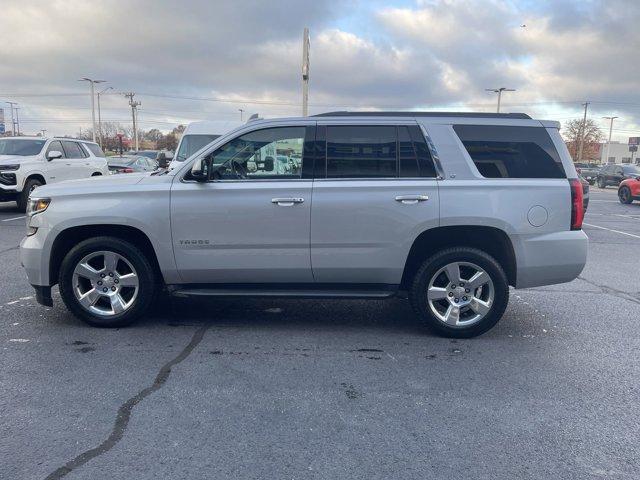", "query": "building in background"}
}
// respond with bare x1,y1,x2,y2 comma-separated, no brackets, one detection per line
599,140,639,164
